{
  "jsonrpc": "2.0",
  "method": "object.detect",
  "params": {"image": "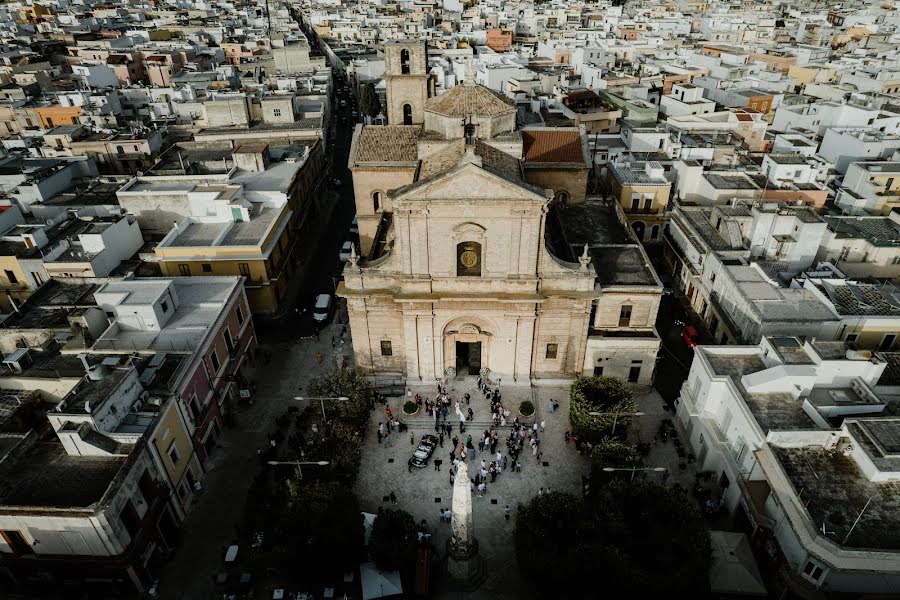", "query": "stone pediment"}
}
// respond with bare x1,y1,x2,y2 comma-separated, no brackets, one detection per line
393,162,548,204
